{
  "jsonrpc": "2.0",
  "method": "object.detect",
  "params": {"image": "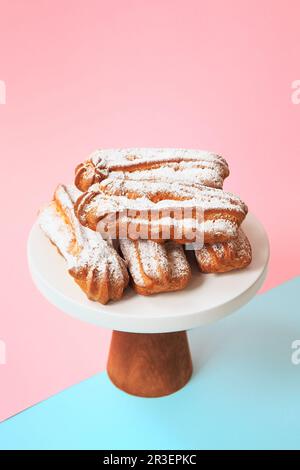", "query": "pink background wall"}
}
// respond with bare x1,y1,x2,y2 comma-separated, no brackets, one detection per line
0,0,300,421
